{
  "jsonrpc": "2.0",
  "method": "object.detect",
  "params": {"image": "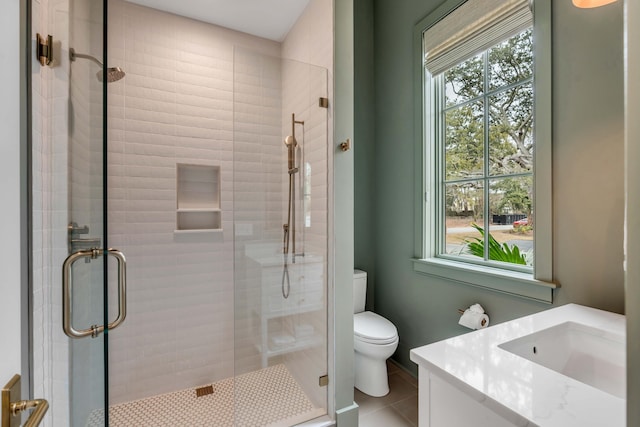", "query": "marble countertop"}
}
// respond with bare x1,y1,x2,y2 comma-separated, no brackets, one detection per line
410,304,625,427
